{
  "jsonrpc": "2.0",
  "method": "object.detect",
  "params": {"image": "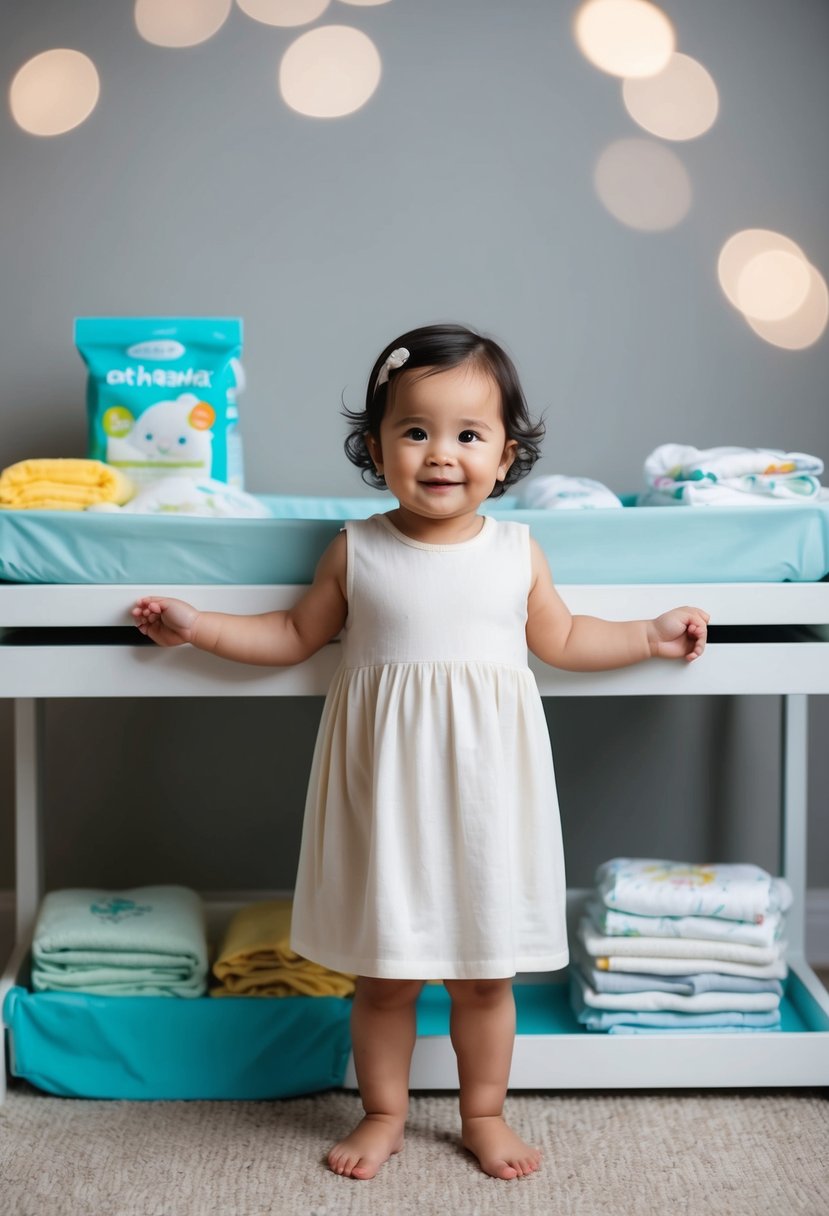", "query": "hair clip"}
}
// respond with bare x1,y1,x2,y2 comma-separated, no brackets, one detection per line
375,347,410,388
